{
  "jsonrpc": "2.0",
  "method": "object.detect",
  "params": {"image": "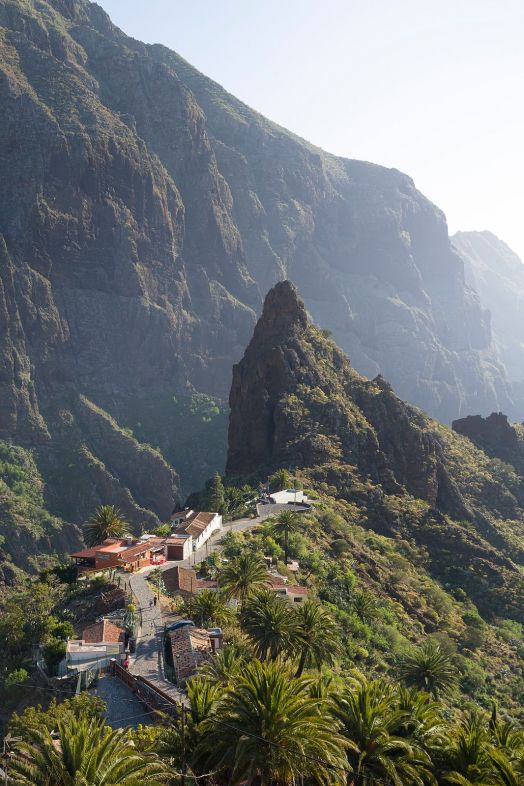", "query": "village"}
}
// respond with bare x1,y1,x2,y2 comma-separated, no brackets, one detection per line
56,486,311,722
